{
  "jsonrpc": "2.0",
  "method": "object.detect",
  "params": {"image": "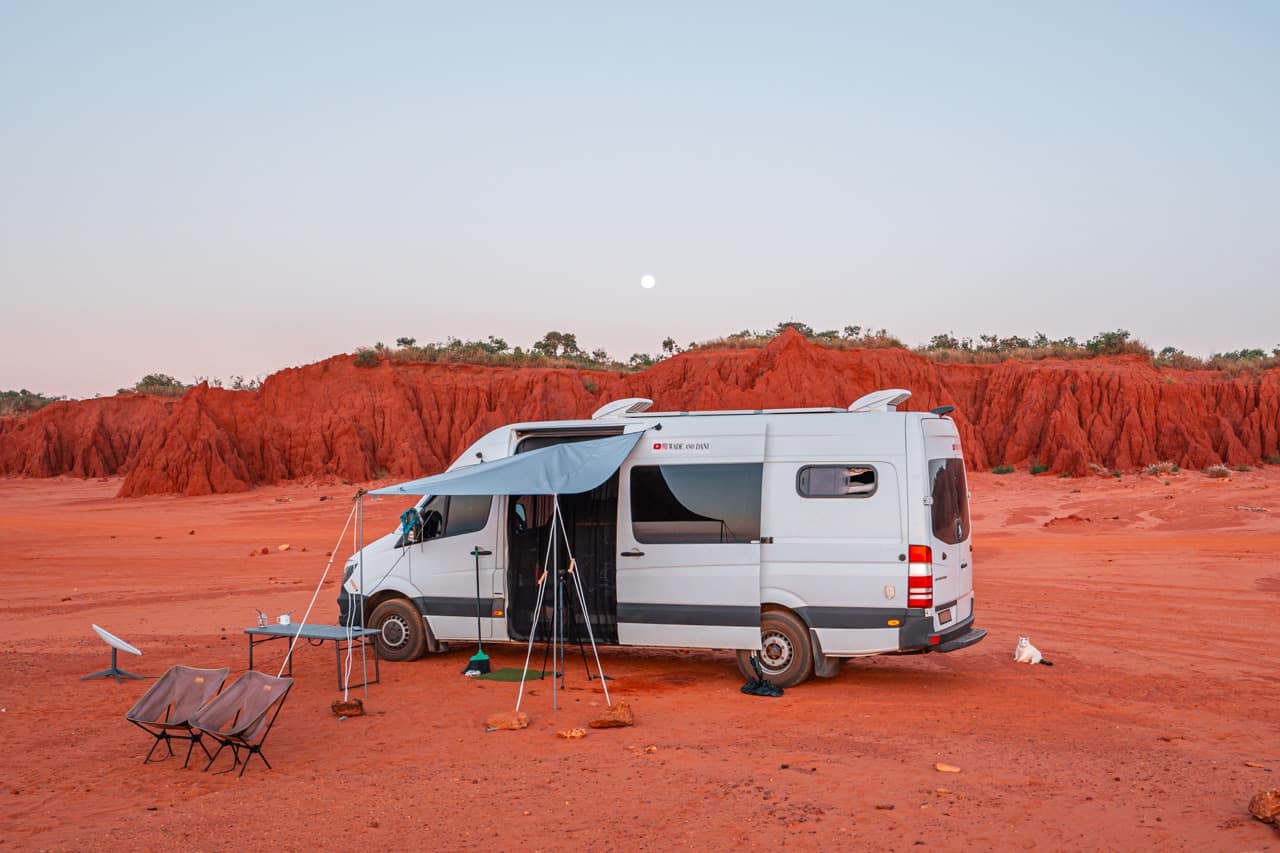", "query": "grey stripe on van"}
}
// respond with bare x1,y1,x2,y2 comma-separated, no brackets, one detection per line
414,596,497,618
617,603,759,627
798,606,916,630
